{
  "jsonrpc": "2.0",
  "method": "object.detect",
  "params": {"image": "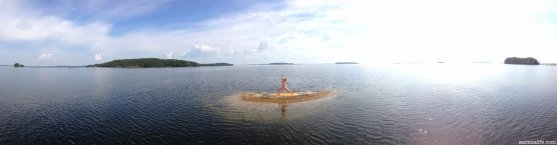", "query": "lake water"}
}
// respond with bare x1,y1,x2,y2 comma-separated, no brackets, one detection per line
0,64,556,144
